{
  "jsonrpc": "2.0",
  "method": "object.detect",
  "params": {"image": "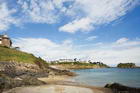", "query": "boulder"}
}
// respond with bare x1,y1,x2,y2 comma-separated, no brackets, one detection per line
0,74,46,93
105,83,140,93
